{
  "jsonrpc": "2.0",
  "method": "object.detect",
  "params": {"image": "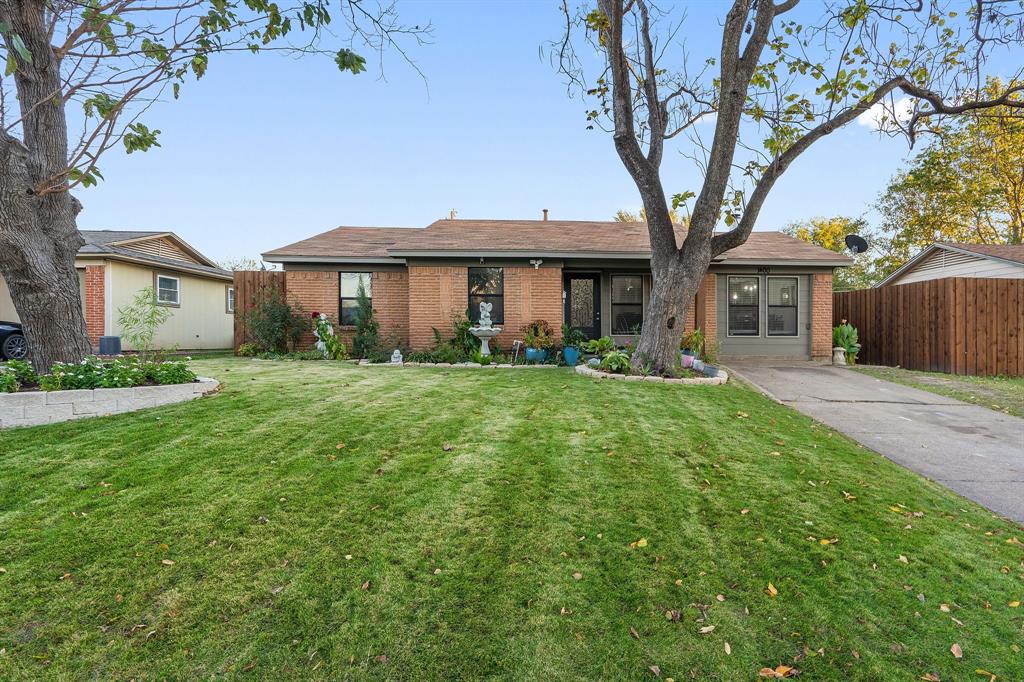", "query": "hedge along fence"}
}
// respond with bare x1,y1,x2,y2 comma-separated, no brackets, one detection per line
833,277,1023,377
233,271,287,350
